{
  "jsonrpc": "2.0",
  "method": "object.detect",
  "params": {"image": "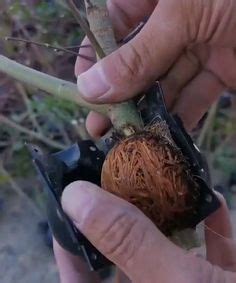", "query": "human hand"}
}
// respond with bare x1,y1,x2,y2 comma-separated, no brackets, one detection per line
75,0,236,137
54,181,236,283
